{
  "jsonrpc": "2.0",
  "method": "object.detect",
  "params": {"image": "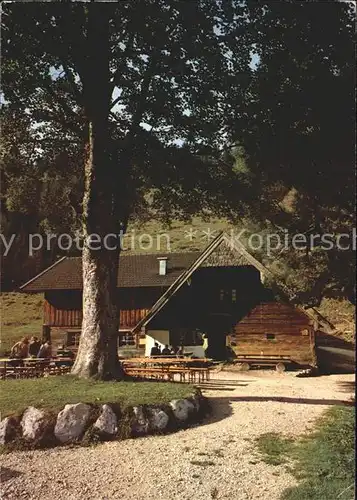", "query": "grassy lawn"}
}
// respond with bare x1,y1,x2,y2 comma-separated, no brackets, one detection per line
0,292,44,355
0,376,194,417
255,406,355,500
